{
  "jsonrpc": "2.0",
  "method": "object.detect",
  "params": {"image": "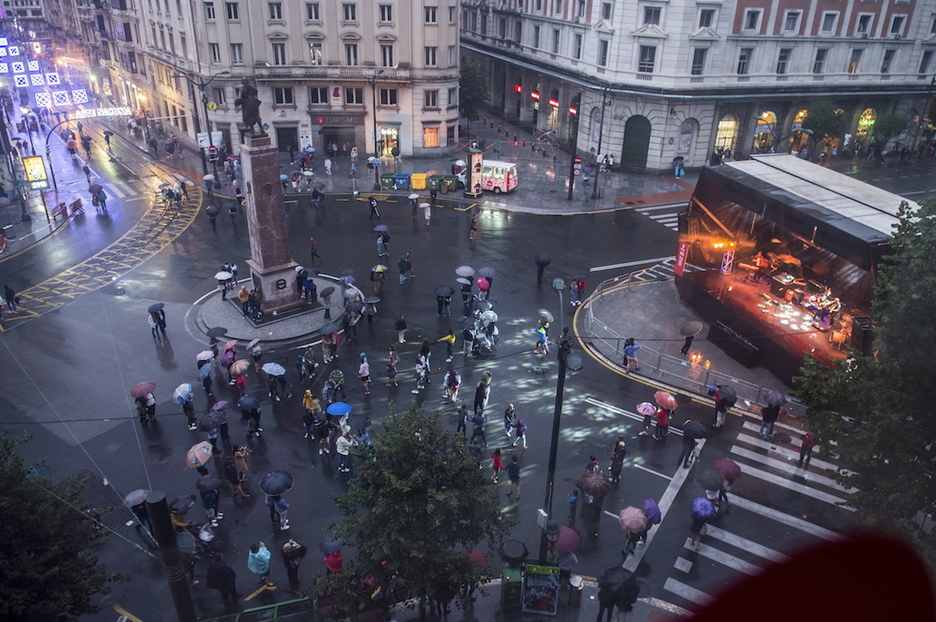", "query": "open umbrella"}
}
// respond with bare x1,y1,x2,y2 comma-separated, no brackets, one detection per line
211,400,229,411
691,497,717,521
238,395,260,410
538,309,555,323
66,139,77,149
435,286,455,297
195,476,224,491
302,170,315,177
716,385,738,406
654,391,678,411
104,130,114,137
326,401,352,416
480,310,498,324
230,359,250,375
279,174,288,181
680,321,704,337
339,276,355,285
597,567,641,609
320,322,341,334
497,539,529,568
198,365,212,381
221,350,235,368
579,470,612,497
319,537,344,554
185,442,213,469
363,296,381,304
456,265,475,277
408,193,420,200
124,489,150,507
419,202,431,208
204,174,216,182
206,327,228,338
682,419,707,439
473,300,493,312
347,300,365,313
147,302,165,313
262,362,286,376
247,338,261,350
169,494,197,513
636,402,657,416
313,181,325,190
197,414,225,432
214,270,233,281
456,277,472,286
461,549,487,566
196,350,214,361
618,507,648,534
223,339,238,351
371,265,388,272
555,526,581,553
698,468,724,491
158,183,171,189
130,382,156,398
476,277,490,291
535,253,553,267
714,458,742,481
479,267,496,278
765,391,787,407
320,286,336,298
223,201,237,213
341,269,356,277
206,204,220,217
643,499,662,525
89,183,103,194
173,383,193,406
259,470,294,495
373,224,390,232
